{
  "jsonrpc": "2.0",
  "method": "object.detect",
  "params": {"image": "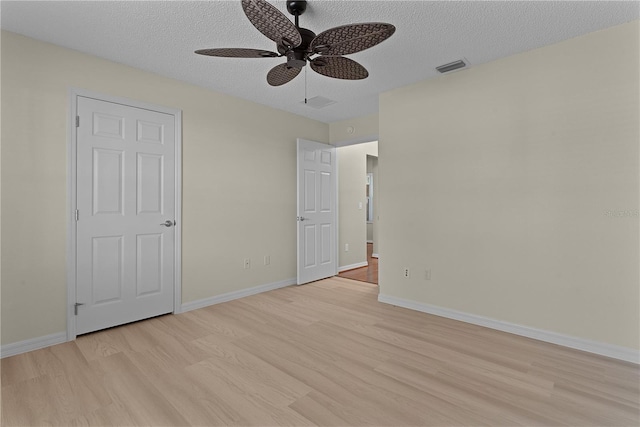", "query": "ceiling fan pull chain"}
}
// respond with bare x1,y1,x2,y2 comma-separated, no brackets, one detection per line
304,65,308,104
